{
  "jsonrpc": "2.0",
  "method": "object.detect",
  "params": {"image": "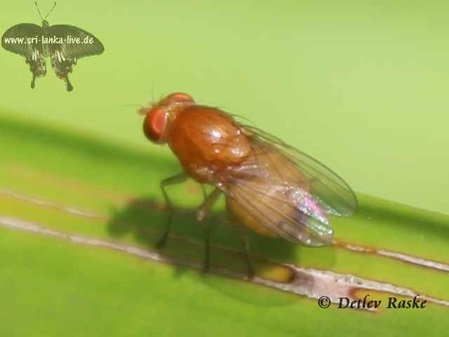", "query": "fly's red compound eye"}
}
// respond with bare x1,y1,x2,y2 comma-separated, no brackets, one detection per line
143,107,168,143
